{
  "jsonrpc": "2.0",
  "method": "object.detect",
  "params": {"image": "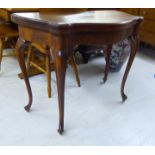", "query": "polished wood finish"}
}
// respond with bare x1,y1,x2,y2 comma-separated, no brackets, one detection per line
0,8,81,89
12,10,143,134
16,38,32,112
